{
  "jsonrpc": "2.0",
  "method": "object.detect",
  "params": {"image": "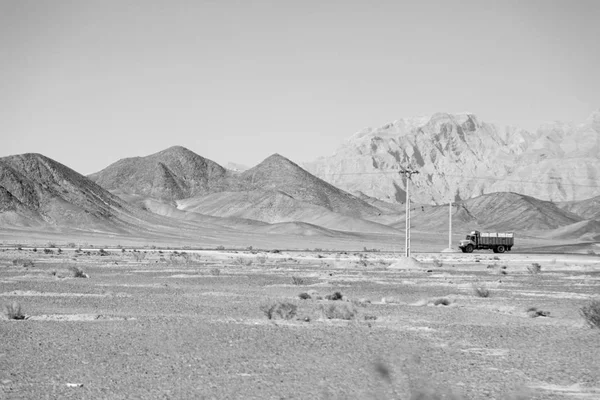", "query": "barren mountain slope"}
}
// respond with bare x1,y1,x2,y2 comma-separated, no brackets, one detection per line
234,154,382,218
88,146,230,202
305,110,600,204
557,195,600,221
381,192,586,237
177,190,398,234
0,153,133,231
457,192,583,231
